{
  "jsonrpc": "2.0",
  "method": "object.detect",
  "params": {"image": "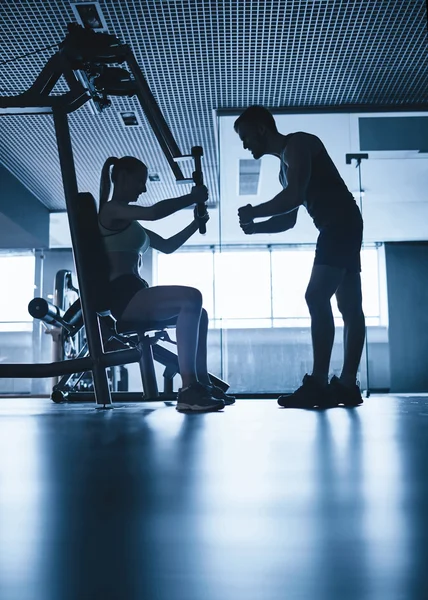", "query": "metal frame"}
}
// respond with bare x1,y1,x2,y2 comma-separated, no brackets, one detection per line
0,25,196,180
345,153,371,399
0,24,207,406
